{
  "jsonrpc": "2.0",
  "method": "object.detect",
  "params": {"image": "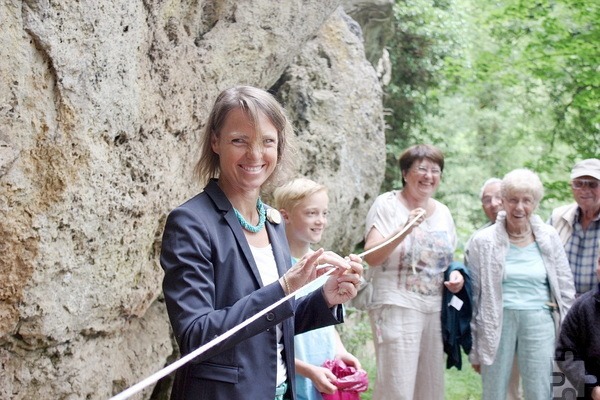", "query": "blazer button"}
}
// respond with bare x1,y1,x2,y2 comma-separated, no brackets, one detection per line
266,312,275,322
